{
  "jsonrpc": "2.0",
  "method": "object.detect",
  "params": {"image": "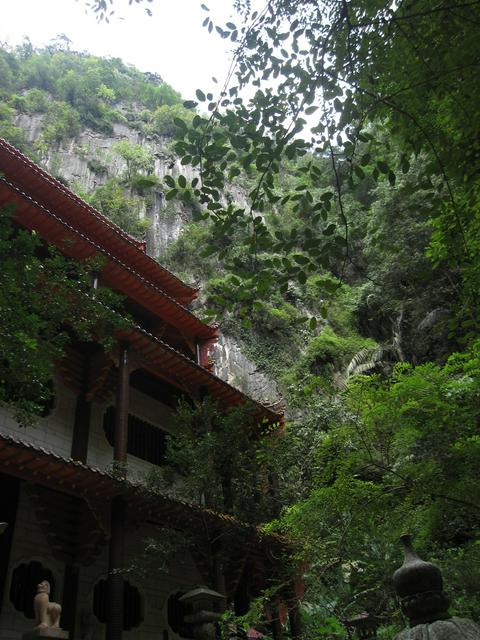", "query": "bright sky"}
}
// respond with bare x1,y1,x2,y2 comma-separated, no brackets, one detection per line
0,0,240,100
